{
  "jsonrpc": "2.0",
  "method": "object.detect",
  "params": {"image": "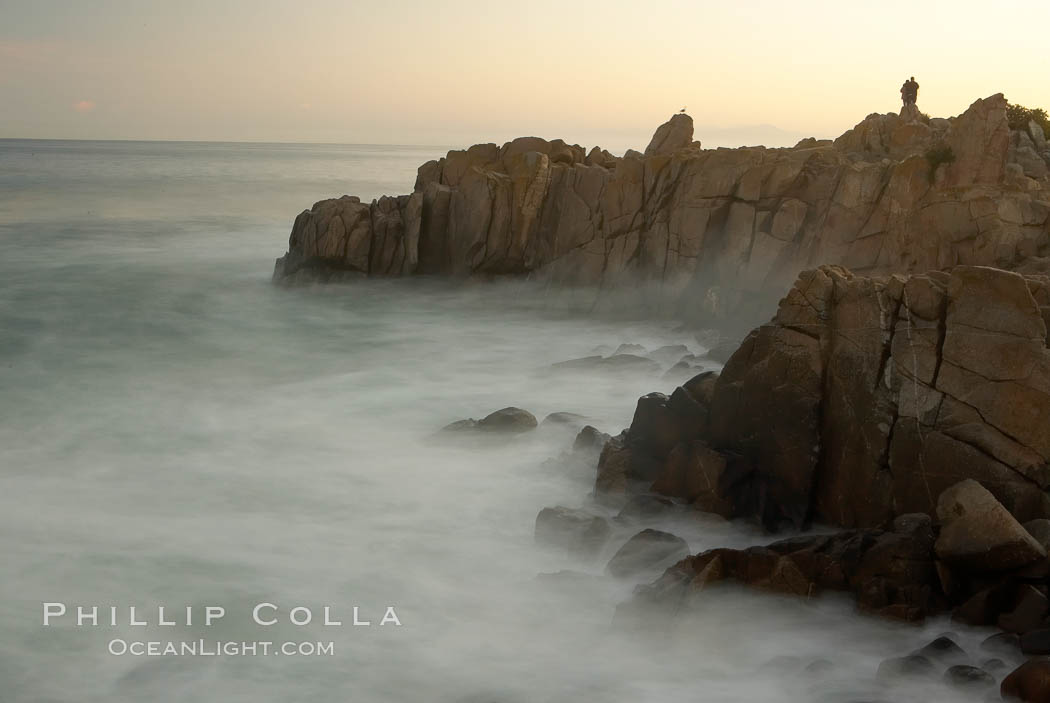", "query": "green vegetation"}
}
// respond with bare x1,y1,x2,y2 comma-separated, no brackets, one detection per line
925,144,956,181
1007,102,1050,136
